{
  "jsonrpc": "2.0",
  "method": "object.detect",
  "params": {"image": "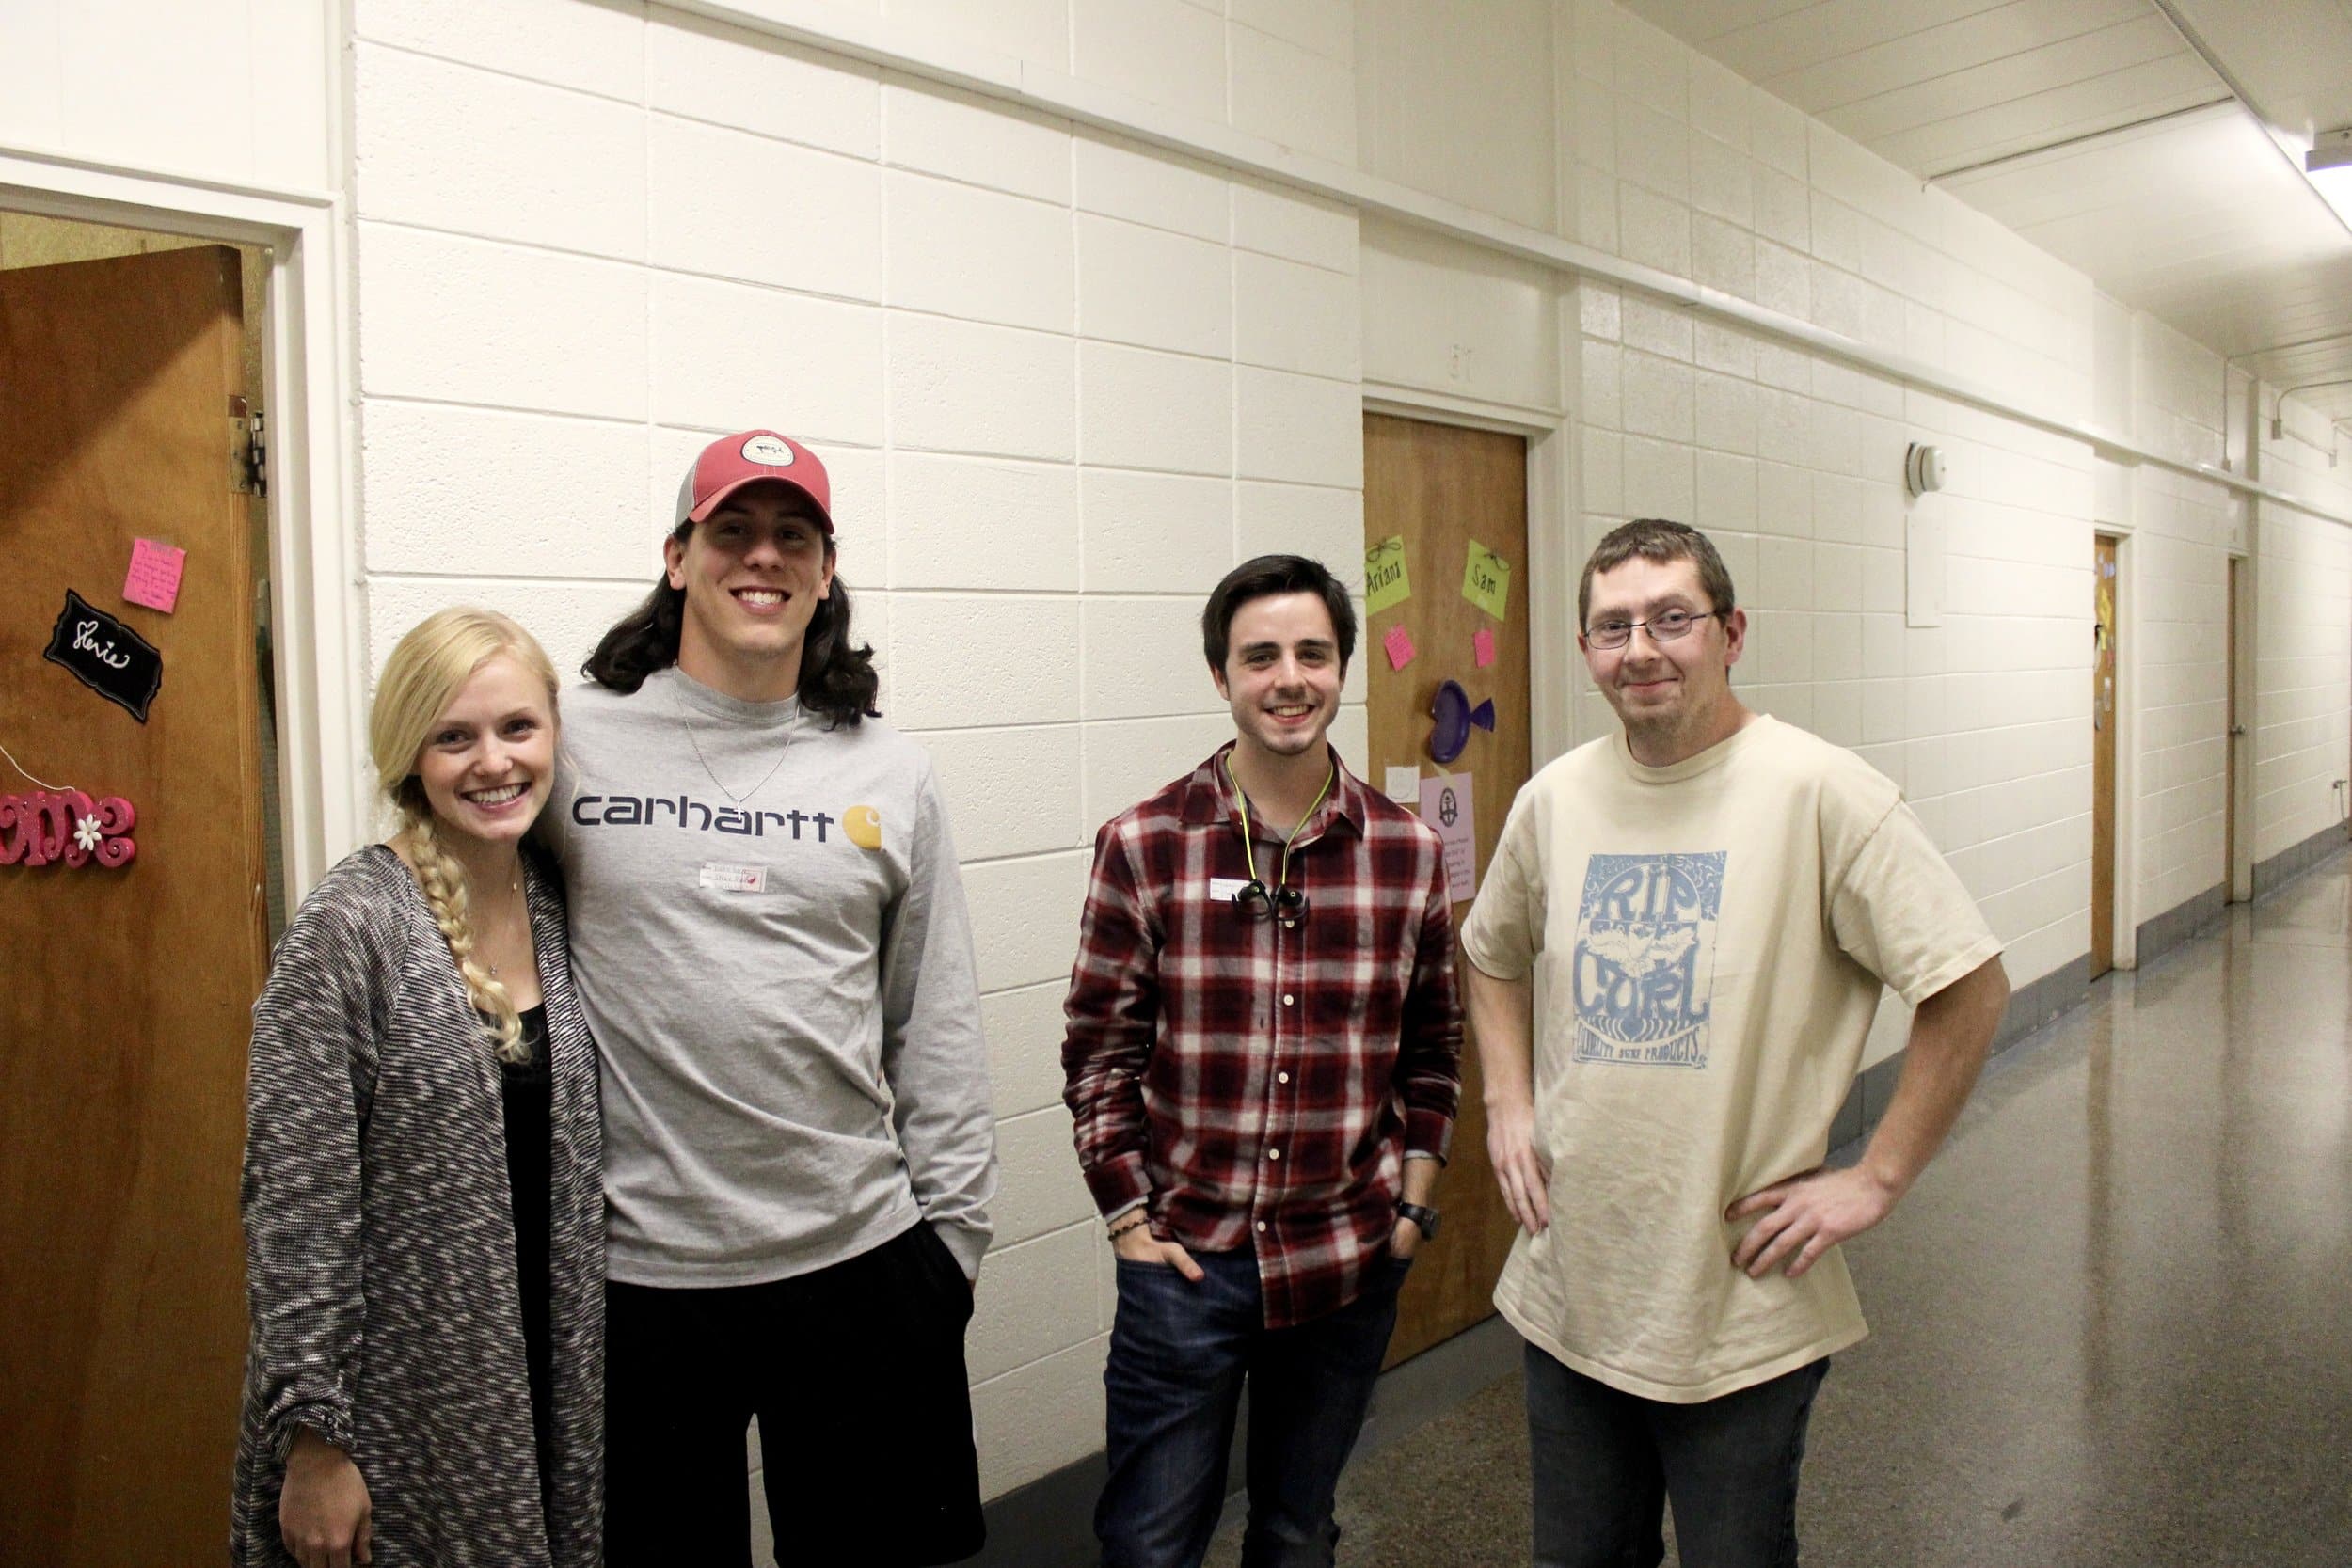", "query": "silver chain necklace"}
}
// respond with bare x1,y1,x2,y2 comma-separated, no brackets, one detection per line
485,866,523,978
681,689,794,805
